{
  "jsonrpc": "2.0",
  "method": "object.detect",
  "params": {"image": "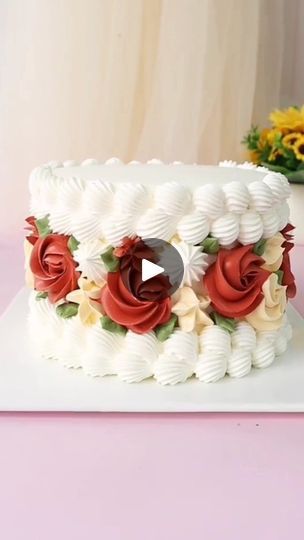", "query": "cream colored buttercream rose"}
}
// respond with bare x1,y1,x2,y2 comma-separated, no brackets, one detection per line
172,286,213,332
24,239,35,289
262,233,284,272
245,273,287,331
